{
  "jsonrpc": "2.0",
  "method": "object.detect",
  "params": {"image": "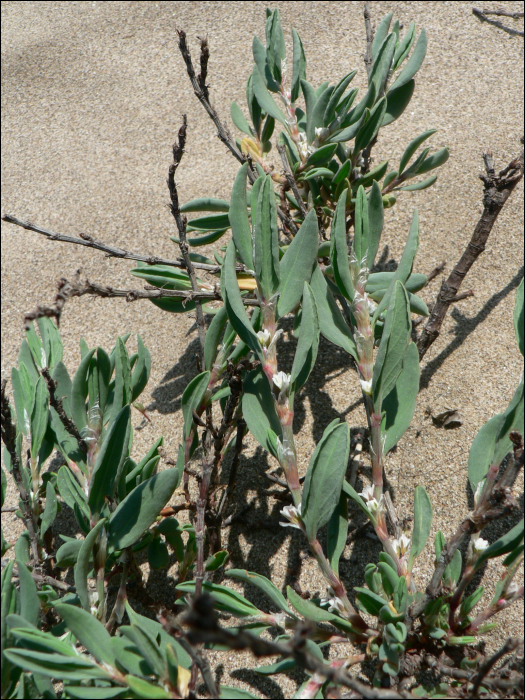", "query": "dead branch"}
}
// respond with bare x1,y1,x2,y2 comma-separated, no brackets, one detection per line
473,7,525,36
417,147,524,360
